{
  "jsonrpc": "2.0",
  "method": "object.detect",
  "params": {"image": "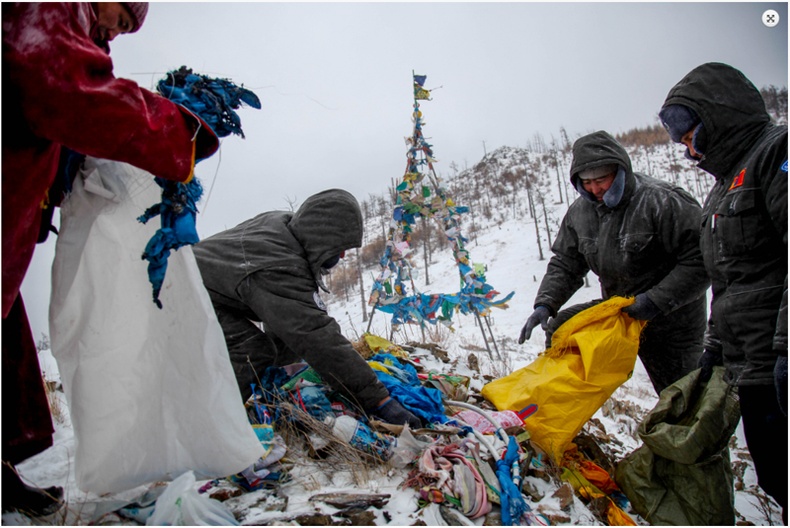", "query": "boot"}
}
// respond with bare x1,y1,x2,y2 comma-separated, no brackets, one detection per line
1,463,63,517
